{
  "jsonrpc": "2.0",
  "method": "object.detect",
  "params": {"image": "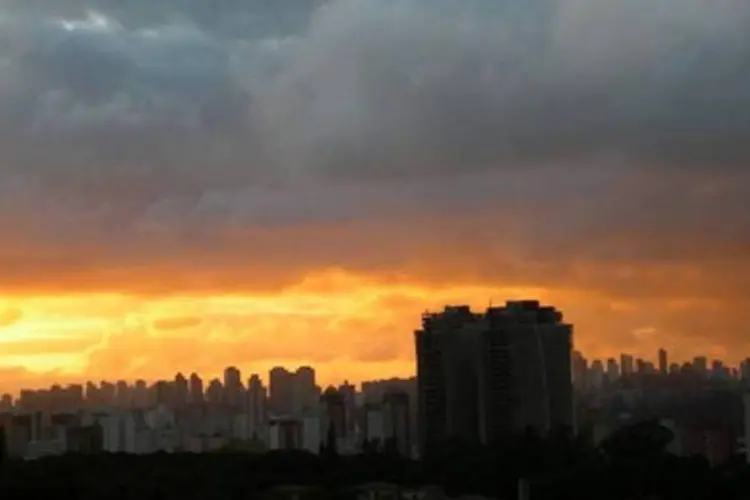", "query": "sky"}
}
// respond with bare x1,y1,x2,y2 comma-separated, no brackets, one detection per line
0,0,749,393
